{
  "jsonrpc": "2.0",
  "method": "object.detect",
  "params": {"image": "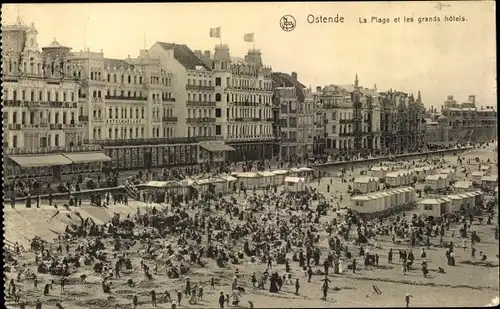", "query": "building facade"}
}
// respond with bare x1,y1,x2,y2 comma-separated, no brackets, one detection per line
437,95,497,143
379,90,425,153
272,72,314,160
2,18,106,182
